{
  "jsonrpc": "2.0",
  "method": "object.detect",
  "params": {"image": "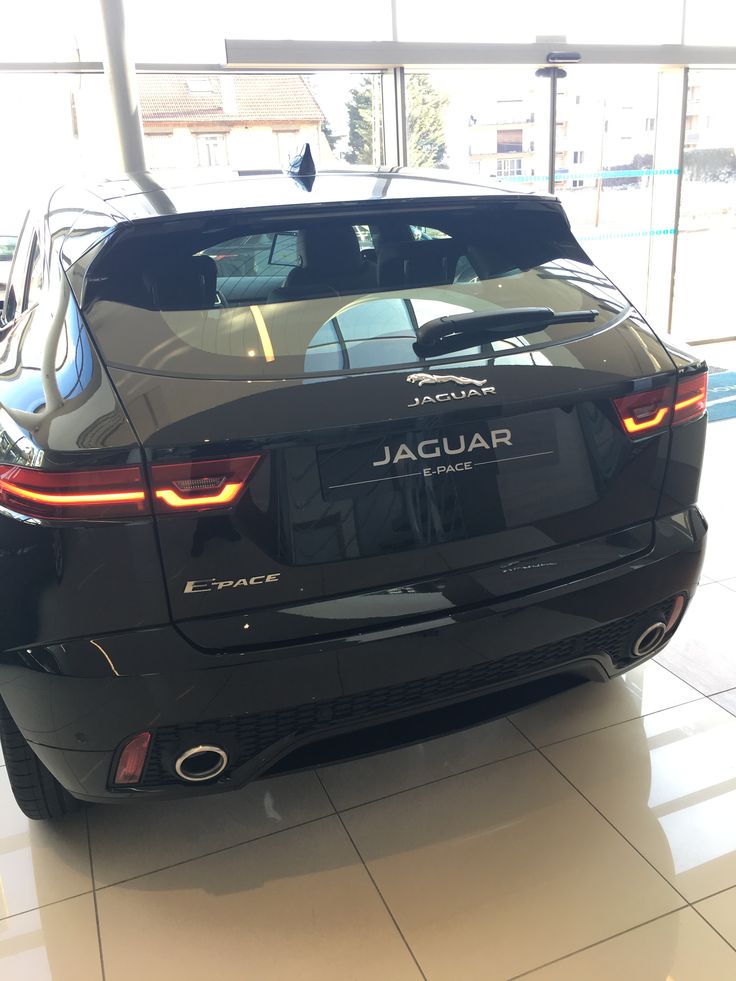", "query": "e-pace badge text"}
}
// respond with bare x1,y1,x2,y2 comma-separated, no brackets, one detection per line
184,573,281,594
